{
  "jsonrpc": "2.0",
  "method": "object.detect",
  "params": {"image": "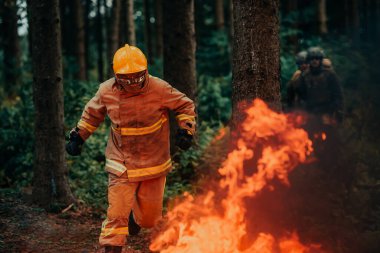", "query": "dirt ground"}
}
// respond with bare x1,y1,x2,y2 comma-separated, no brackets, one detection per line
0,189,152,253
